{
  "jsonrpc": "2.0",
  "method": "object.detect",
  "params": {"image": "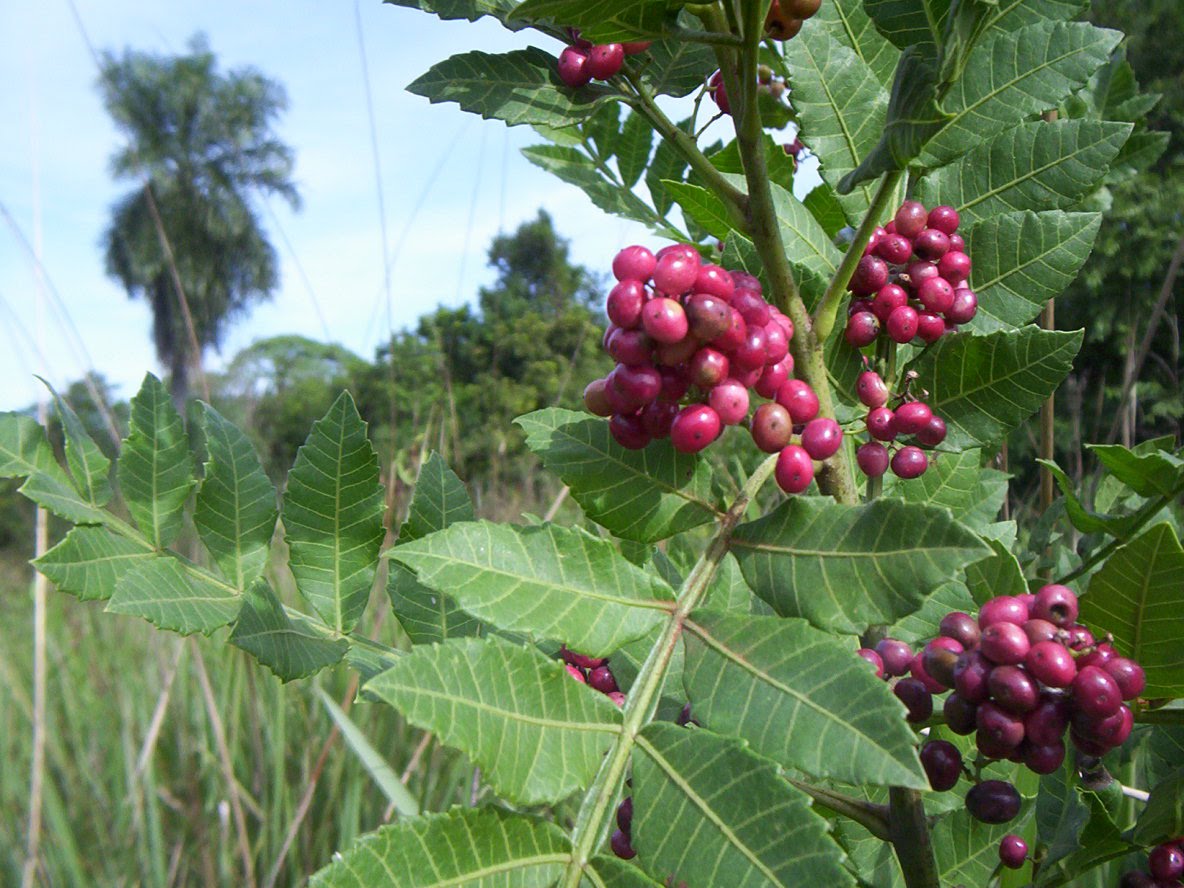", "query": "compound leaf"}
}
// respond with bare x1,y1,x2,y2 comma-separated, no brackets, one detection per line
34,526,154,601
107,556,239,635
230,579,348,681
682,611,926,789
366,636,621,805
